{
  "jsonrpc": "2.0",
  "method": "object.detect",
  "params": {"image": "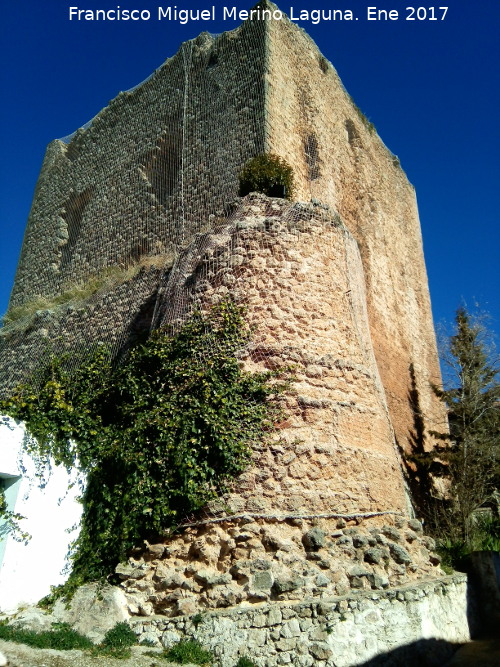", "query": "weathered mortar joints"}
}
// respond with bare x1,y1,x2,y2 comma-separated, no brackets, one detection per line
117,515,441,618
156,194,409,516
2,1,447,468
103,193,444,620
